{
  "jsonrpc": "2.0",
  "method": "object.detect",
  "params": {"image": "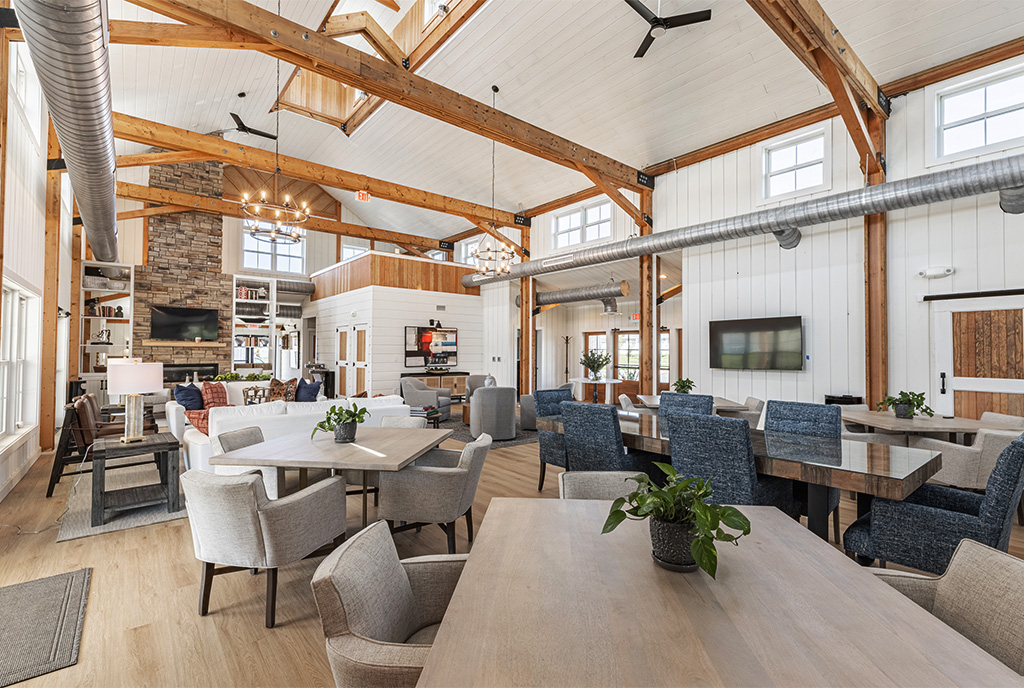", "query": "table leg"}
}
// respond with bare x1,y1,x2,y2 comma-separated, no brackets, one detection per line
362,470,369,529
806,484,829,540
592,386,598,403
856,492,873,520
167,447,181,513
299,468,308,489
91,455,105,527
